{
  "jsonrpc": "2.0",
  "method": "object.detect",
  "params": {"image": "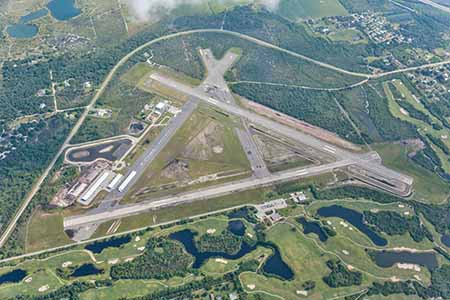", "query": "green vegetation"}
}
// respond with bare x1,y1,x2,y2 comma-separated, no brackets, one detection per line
276,0,348,20
363,211,433,242
110,237,193,280
196,230,242,254
322,259,362,288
